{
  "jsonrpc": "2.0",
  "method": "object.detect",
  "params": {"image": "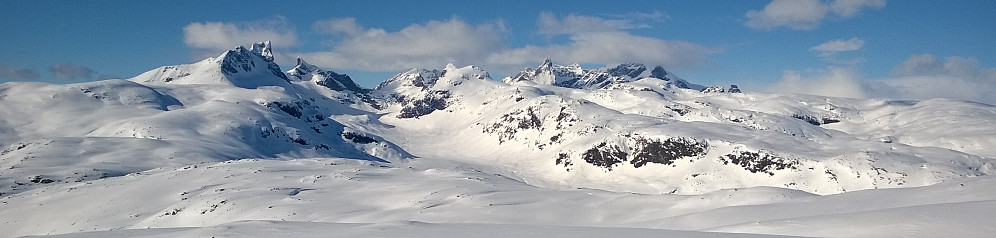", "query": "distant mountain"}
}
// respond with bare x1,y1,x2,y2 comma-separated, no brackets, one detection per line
502,58,703,90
